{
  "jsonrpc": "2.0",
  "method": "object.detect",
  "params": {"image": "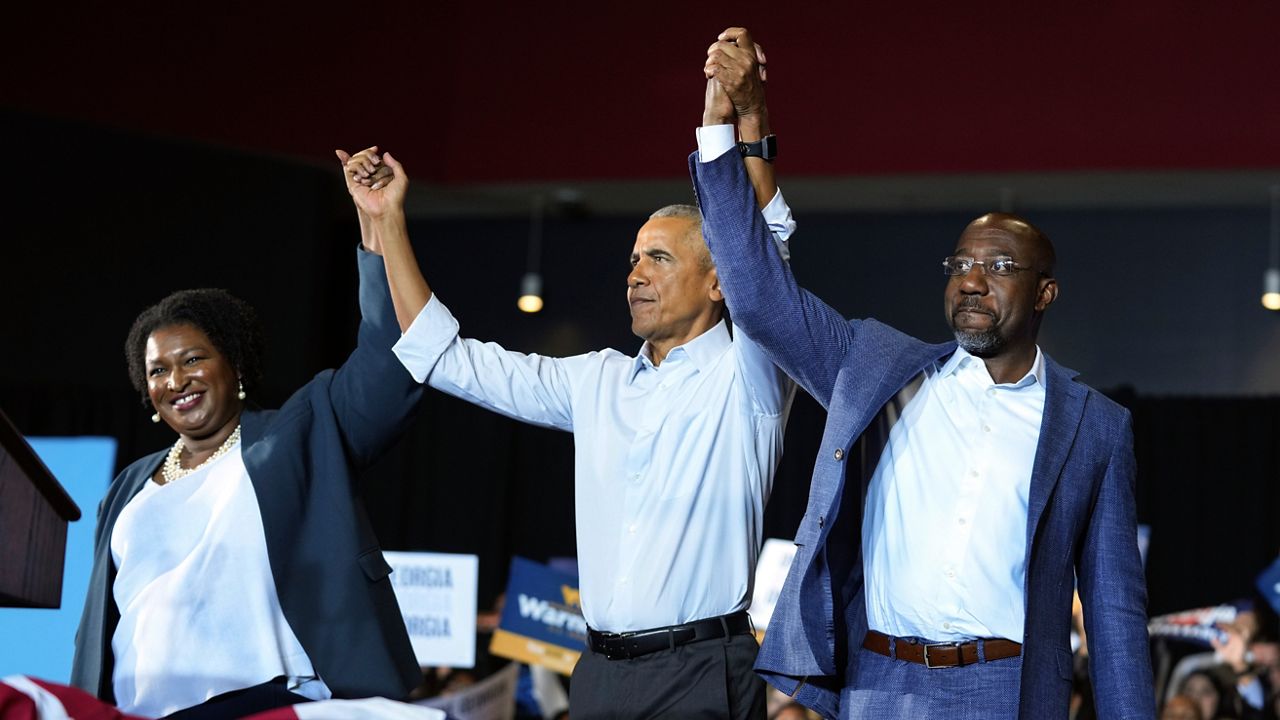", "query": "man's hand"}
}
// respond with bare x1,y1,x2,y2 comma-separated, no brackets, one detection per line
703,78,734,127
335,146,408,219
1212,622,1253,674
705,27,768,126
